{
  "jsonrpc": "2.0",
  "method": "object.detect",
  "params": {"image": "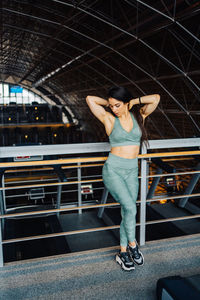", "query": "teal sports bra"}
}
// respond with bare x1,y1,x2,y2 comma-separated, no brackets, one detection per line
108,112,142,147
